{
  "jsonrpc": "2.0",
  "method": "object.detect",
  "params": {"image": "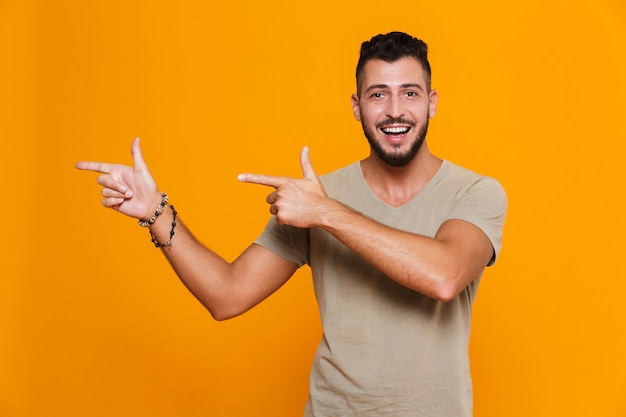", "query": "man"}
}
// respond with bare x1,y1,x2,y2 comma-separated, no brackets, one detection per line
77,32,507,416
